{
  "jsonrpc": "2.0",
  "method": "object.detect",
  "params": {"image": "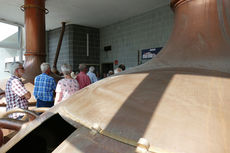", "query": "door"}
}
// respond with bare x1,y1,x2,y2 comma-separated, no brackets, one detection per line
101,63,113,78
